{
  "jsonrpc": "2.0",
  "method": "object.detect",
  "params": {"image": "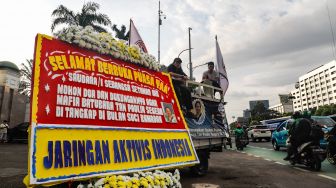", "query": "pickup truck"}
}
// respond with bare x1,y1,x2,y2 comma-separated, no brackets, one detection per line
183,80,229,176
